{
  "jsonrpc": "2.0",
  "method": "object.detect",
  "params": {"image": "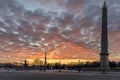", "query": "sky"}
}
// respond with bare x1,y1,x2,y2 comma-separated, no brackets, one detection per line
0,0,120,63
